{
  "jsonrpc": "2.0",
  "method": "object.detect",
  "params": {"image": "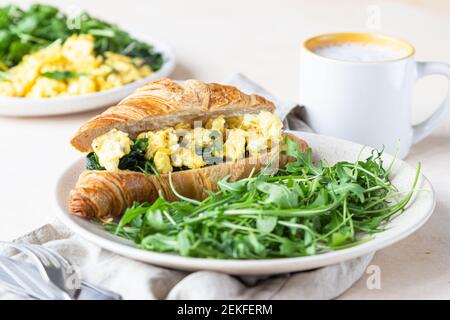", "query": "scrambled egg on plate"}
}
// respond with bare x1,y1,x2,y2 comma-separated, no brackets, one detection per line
91,111,283,174
0,34,153,98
